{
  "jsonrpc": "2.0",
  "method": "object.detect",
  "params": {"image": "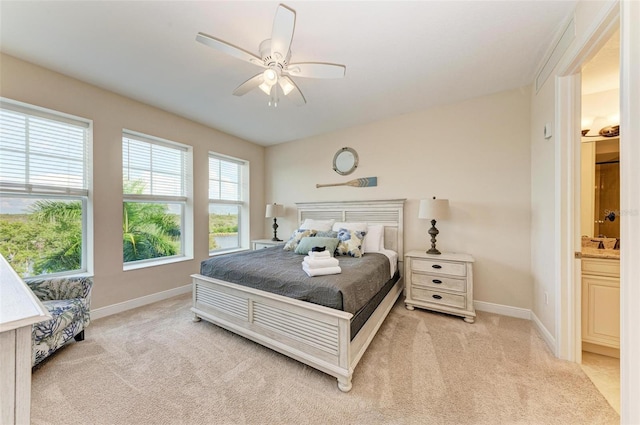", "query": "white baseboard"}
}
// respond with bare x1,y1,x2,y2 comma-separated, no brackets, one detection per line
474,300,557,354
530,311,557,354
91,284,191,320
91,288,559,355
474,300,532,320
